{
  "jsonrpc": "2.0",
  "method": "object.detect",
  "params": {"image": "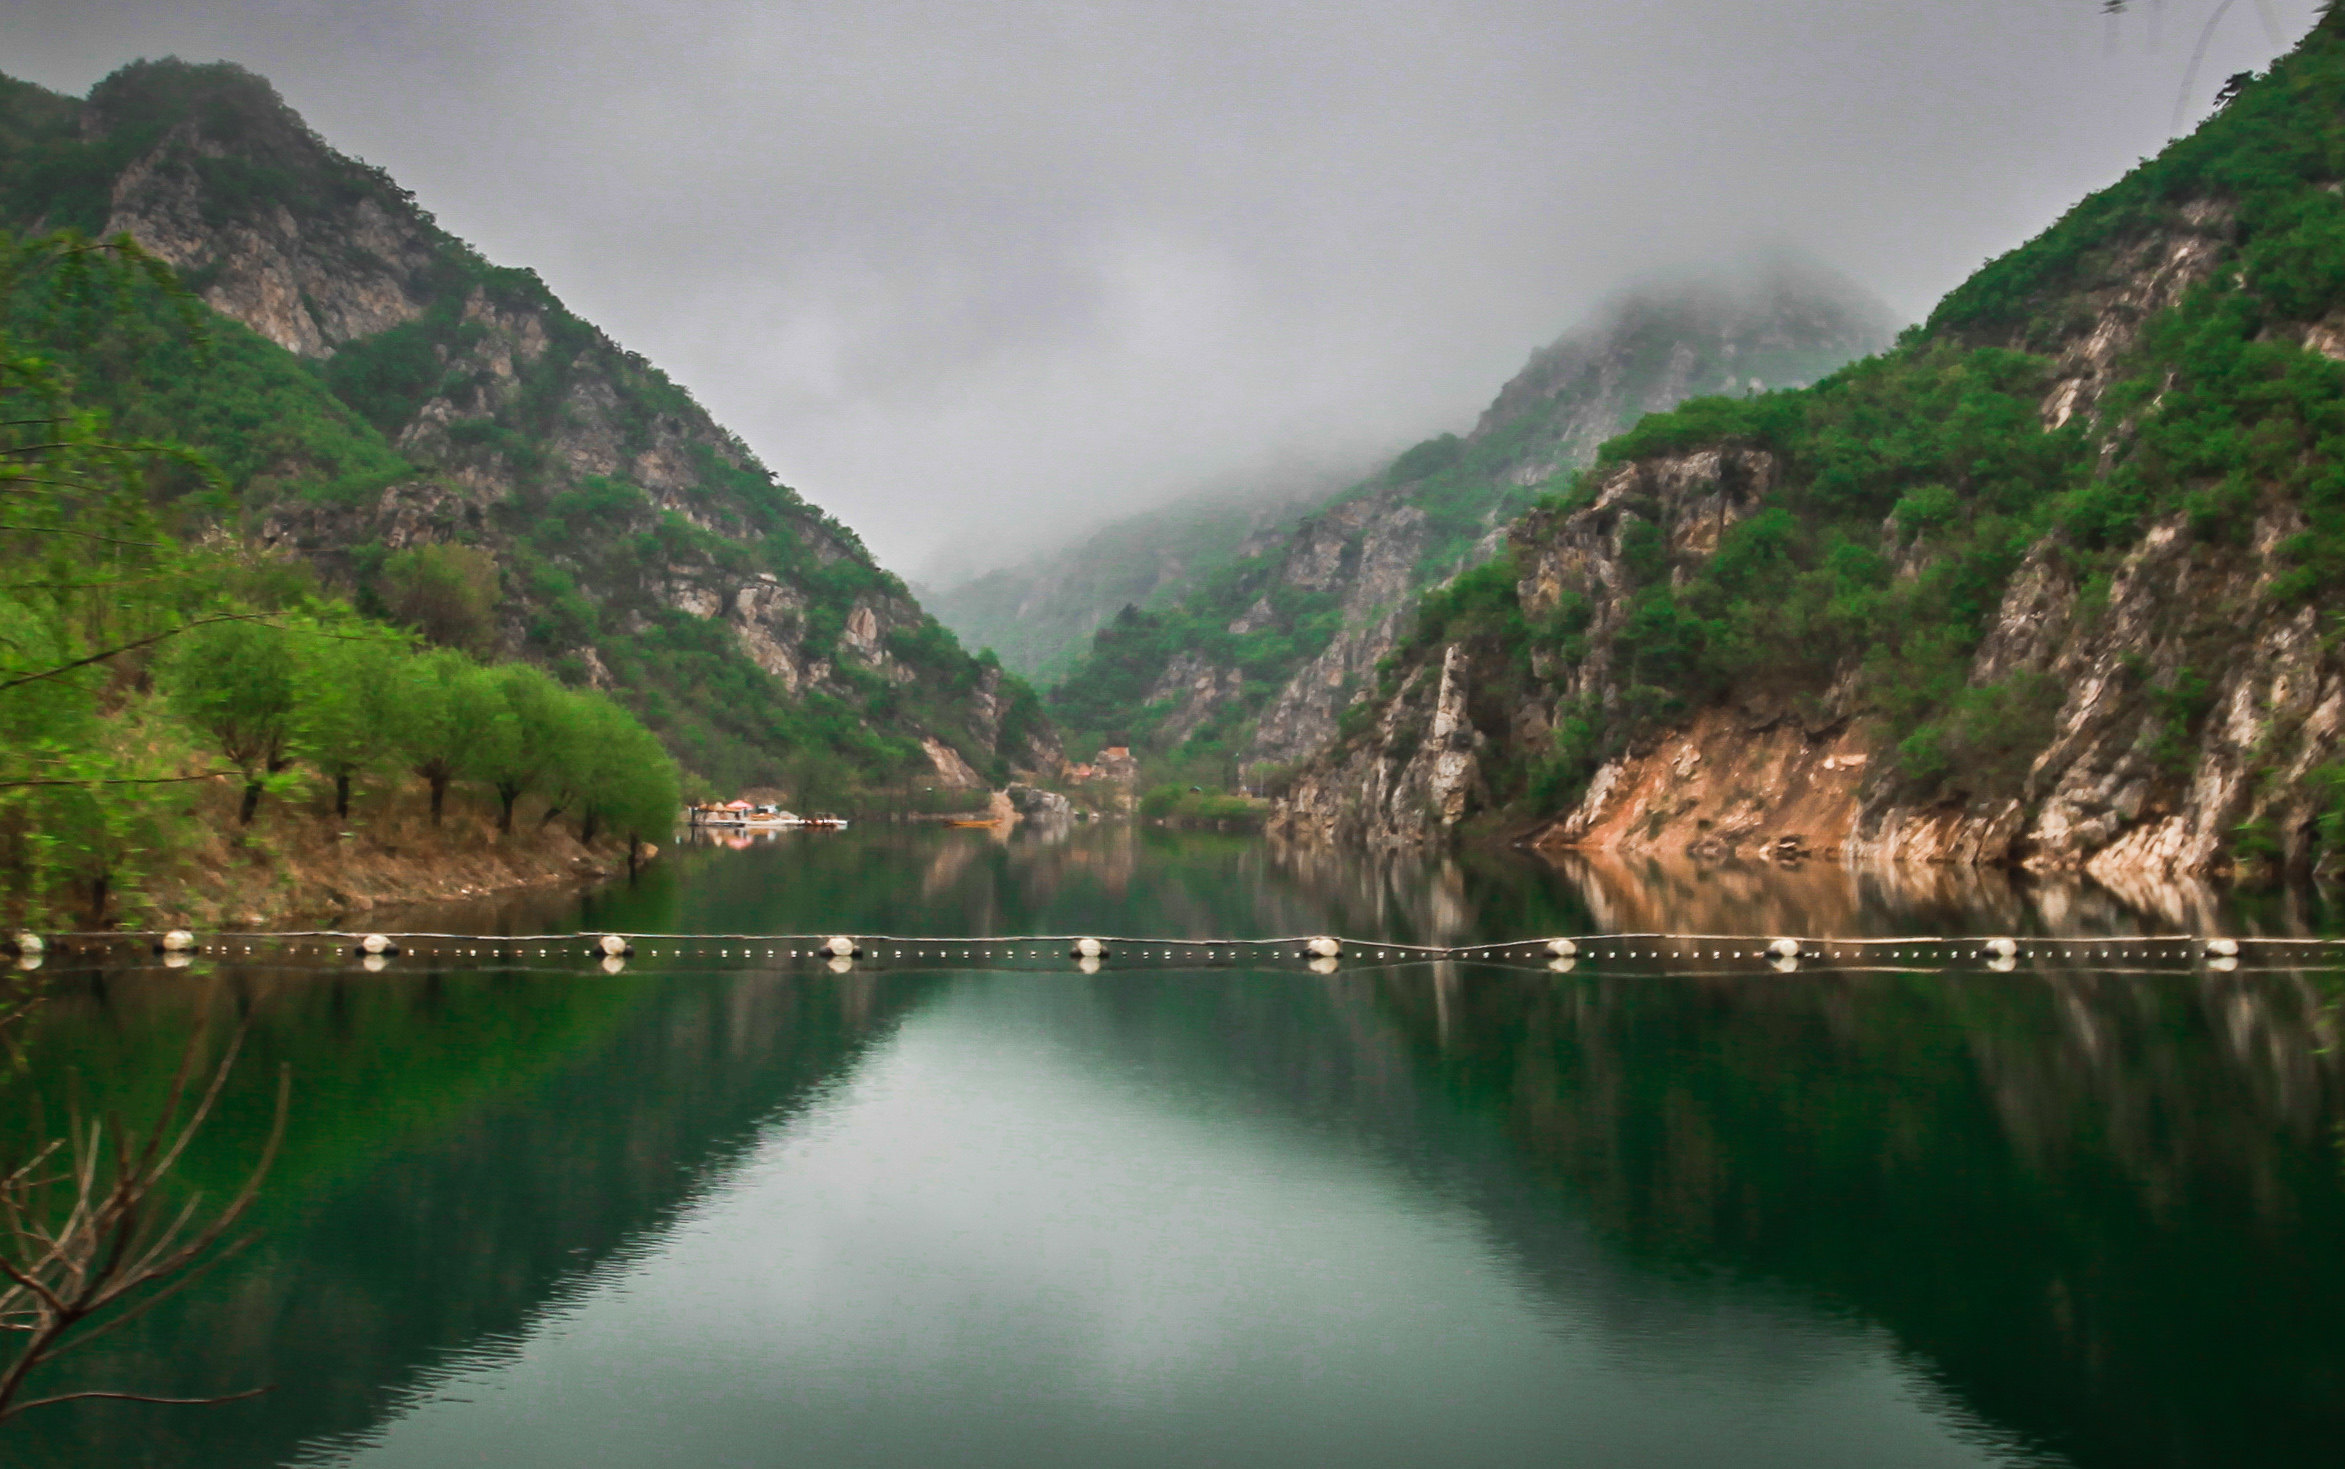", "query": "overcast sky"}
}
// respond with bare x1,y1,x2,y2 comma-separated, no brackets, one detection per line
4,0,2328,577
